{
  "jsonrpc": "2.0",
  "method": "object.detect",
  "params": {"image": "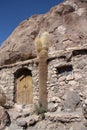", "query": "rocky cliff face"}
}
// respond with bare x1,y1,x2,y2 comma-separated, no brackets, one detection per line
0,0,87,66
